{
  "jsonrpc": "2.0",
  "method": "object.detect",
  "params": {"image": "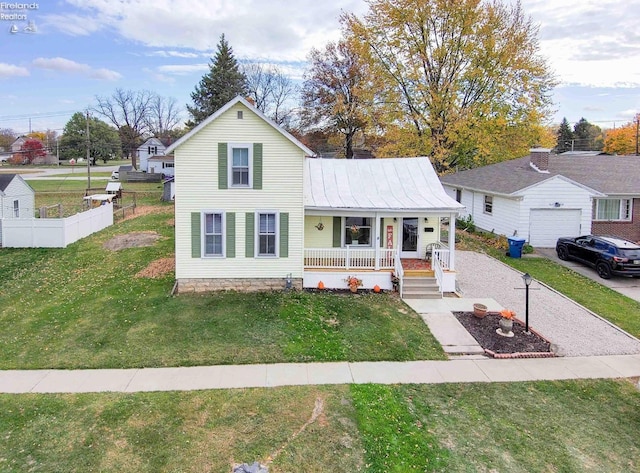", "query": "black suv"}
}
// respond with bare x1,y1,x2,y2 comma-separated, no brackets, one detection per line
556,235,640,279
